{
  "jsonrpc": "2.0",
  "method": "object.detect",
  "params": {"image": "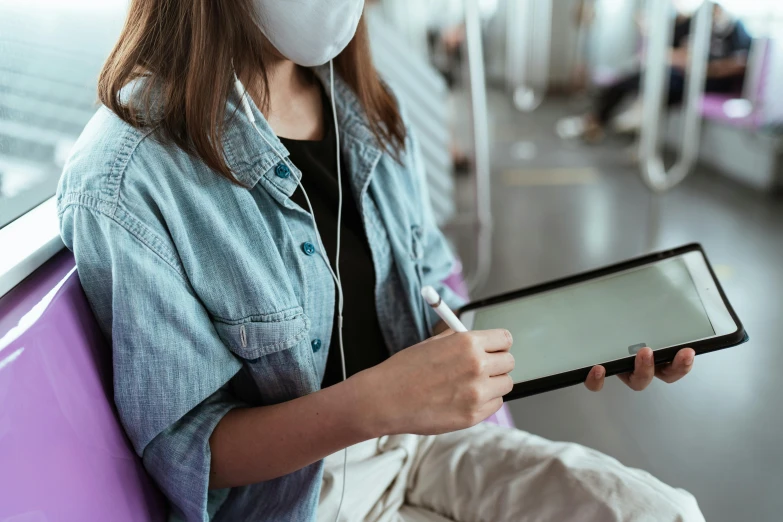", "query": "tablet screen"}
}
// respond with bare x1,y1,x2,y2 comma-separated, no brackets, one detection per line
471,256,716,384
